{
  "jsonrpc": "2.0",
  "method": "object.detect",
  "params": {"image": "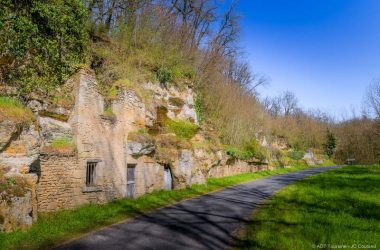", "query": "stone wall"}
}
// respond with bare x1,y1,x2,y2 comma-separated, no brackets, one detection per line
207,160,273,178
37,153,112,212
